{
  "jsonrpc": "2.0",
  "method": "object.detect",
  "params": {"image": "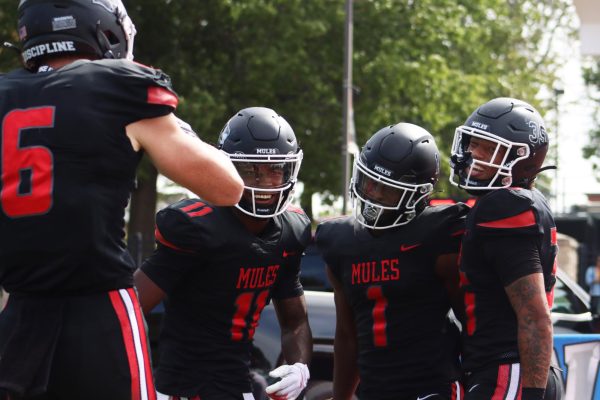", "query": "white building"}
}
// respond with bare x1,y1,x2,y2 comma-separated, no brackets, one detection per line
574,0,600,56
